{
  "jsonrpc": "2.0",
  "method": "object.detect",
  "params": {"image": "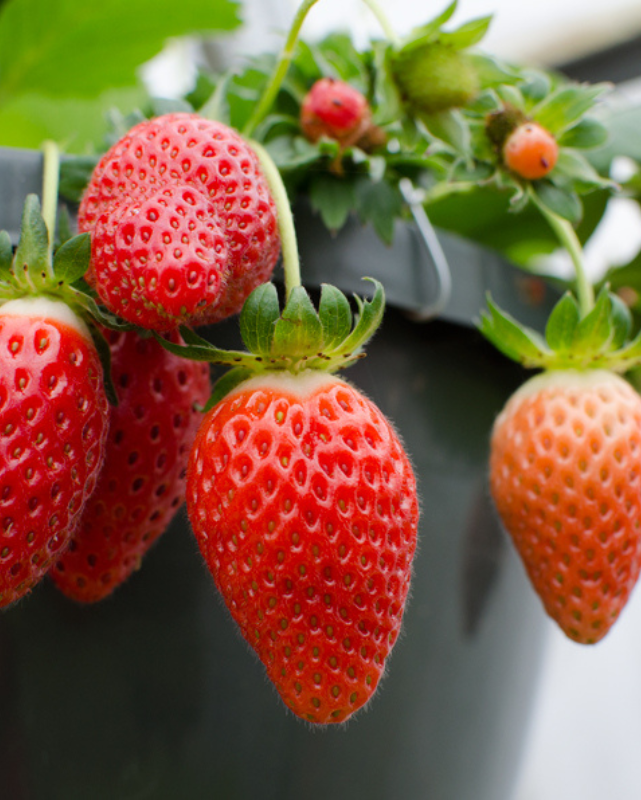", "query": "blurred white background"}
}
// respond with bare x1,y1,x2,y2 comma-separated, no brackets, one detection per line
148,2,641,797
